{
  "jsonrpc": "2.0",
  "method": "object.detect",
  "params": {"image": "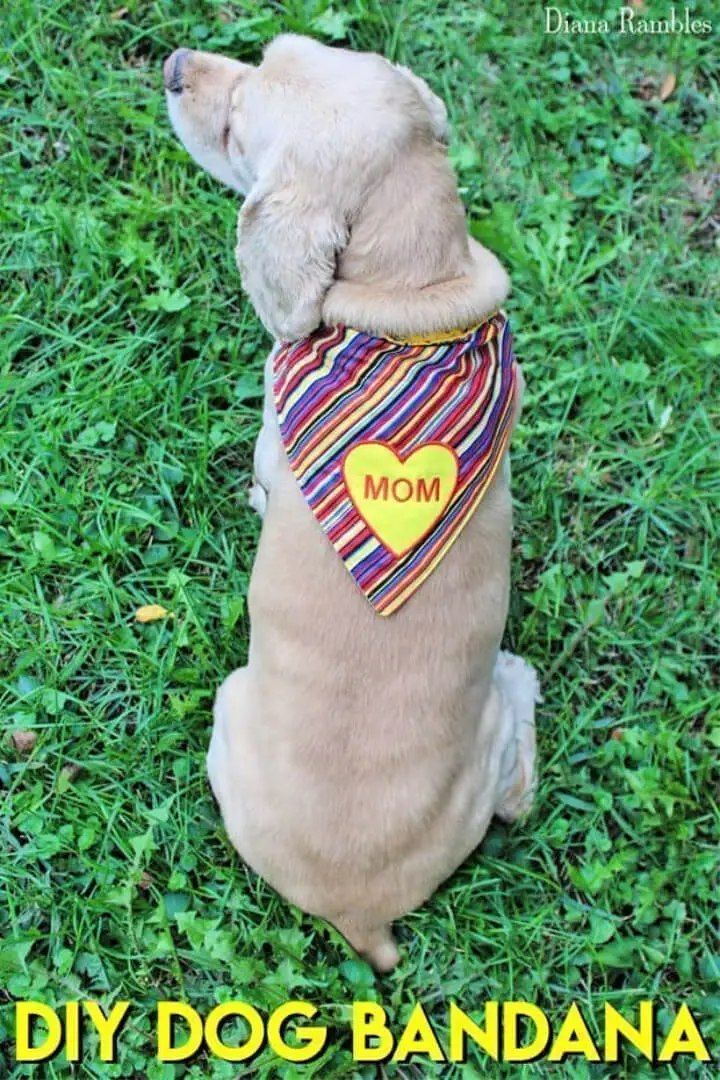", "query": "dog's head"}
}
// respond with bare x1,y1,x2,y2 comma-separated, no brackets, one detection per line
164,34,450,341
